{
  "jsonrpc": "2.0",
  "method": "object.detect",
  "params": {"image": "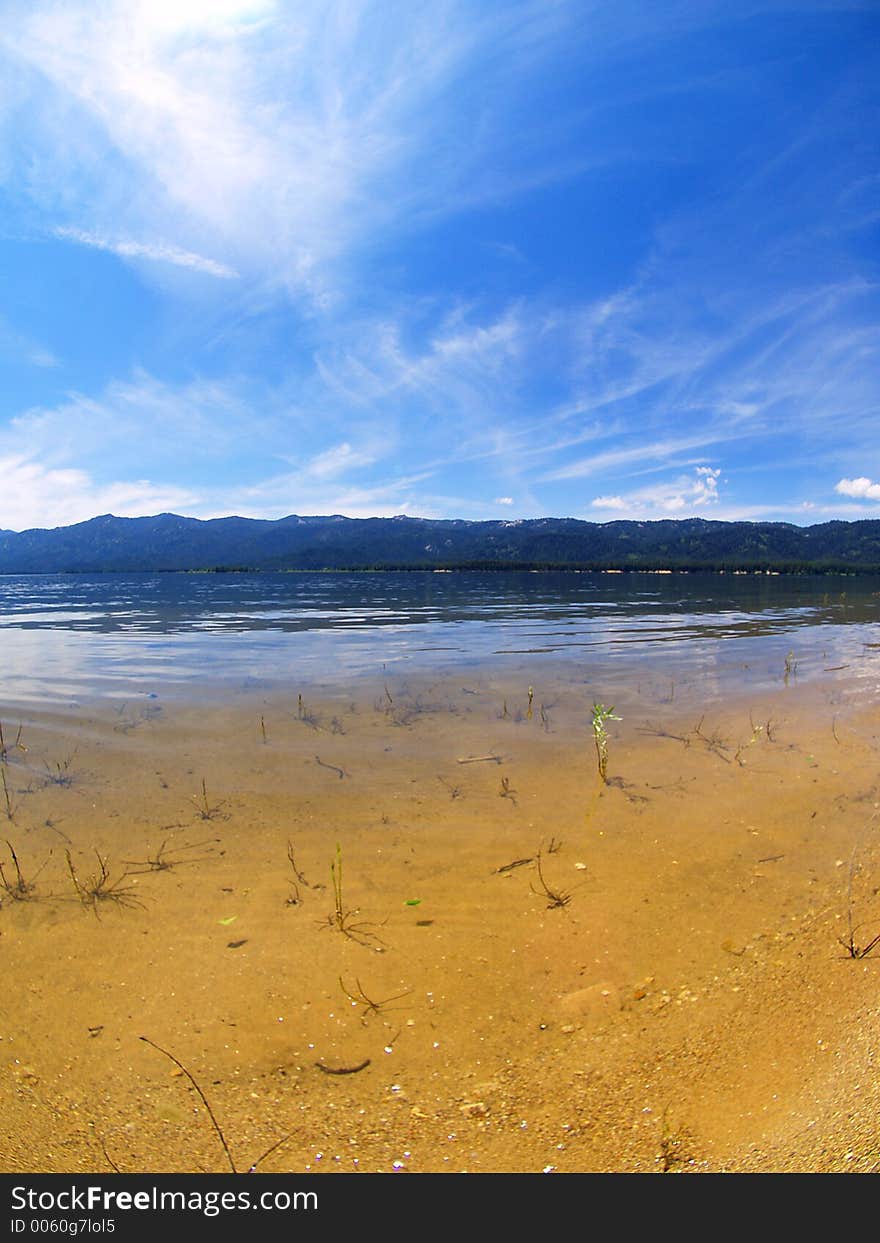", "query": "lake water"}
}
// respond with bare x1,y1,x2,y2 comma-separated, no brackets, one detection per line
1,569,879,707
